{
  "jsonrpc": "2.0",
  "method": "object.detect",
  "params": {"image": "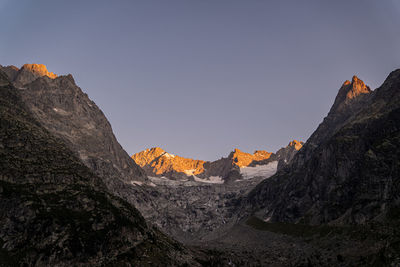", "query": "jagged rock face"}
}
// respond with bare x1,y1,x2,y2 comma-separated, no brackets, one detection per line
202,149,275,182
0,64,146,190
0,71,200,266
248,140,304,171
275,140,304,170
228,149,272,168
0,65,19,82
292,75,373,170
244,70,400,225
132,147,287,183
12,64,57,87
132,147,206,179
331,76,371,113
